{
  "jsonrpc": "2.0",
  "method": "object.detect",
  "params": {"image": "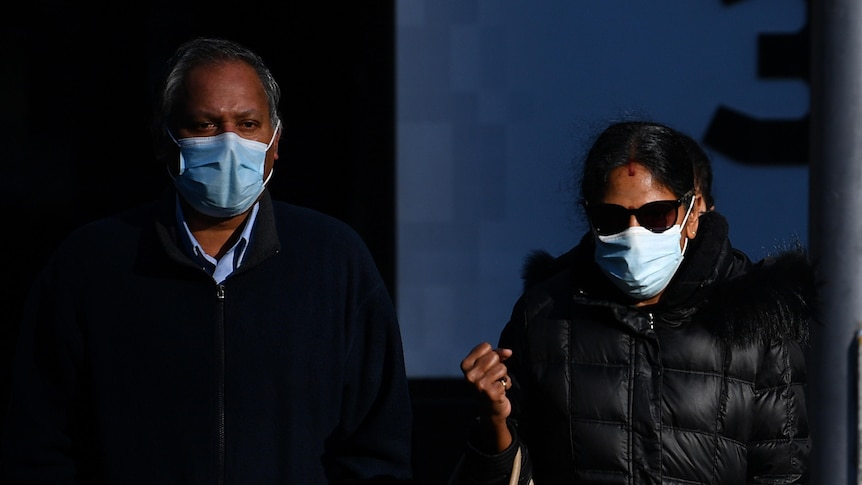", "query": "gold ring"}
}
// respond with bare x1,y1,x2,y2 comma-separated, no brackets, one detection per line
499,377,508,390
